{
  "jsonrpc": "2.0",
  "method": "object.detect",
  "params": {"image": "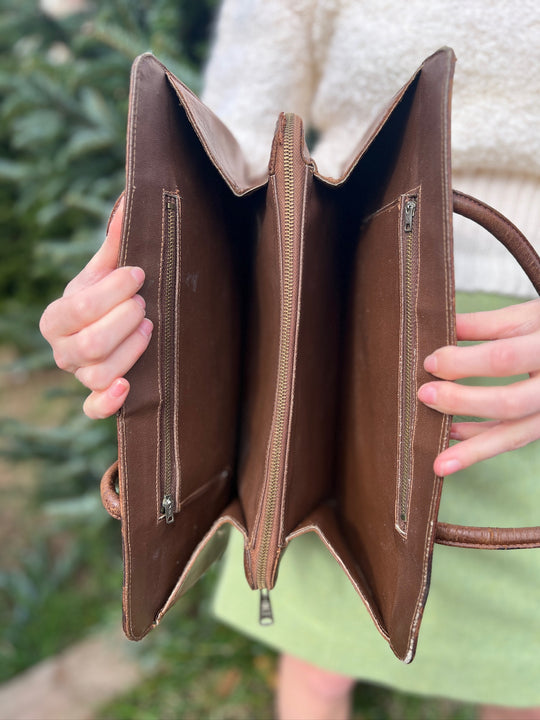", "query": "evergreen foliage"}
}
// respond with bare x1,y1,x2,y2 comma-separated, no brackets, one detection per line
0,0,218,354
0,0,219,524
0,0,220,681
